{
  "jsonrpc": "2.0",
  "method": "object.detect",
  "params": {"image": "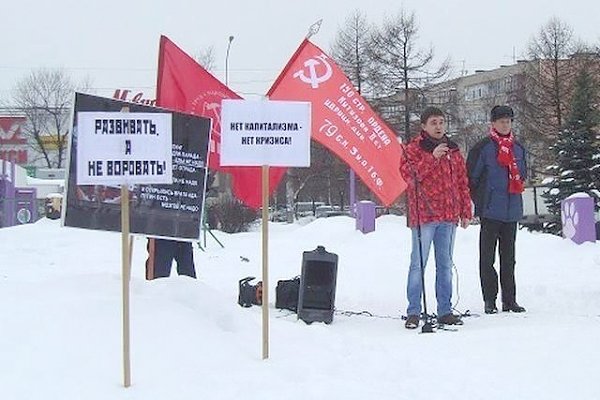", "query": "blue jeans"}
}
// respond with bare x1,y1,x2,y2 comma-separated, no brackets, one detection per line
406,222,456,317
